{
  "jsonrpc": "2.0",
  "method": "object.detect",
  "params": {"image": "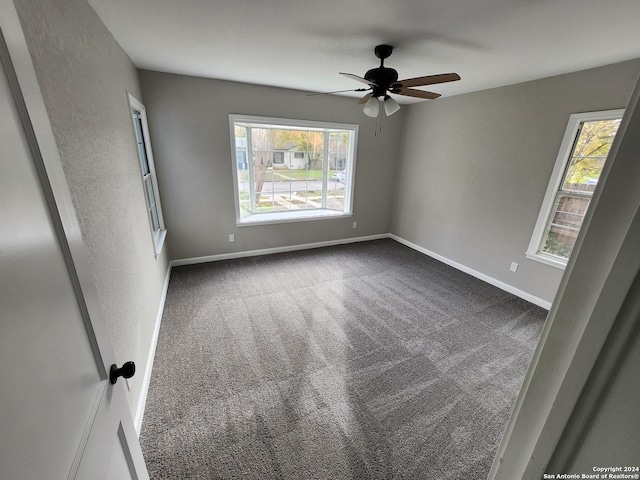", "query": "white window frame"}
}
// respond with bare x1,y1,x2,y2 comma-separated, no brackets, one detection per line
526,109,624,269
229,114,358,226
128,93,166,257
